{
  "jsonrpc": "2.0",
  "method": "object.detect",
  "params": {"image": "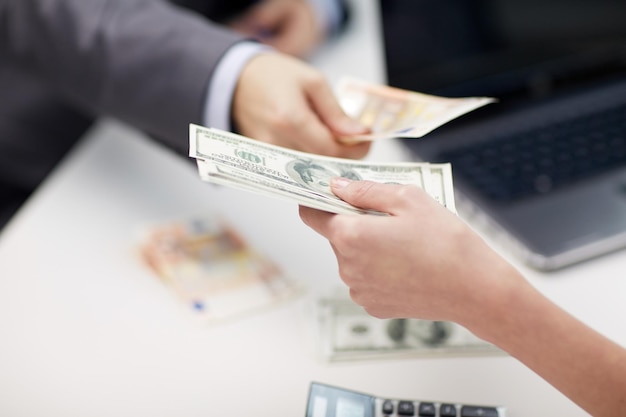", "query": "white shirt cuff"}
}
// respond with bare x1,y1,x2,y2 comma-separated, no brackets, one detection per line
204,41,272,131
